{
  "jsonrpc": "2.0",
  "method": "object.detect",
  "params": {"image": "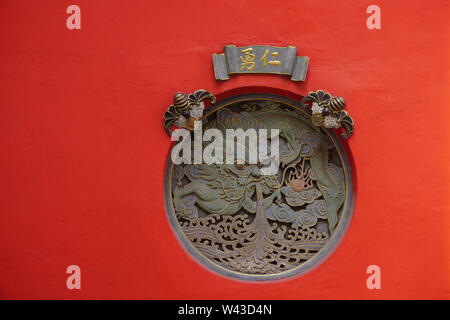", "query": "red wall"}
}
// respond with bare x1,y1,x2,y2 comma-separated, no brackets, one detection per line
0,0,448,299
